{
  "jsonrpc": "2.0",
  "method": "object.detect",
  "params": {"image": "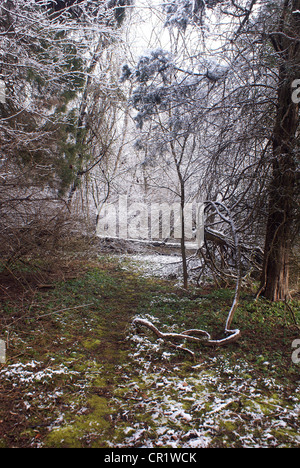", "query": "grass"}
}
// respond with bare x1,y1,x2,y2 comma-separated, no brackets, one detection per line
0,254,299,448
